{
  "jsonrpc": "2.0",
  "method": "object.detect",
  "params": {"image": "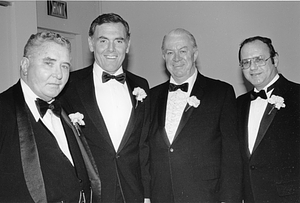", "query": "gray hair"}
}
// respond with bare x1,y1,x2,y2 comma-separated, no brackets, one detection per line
161,28,197,51
23,31,71,57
